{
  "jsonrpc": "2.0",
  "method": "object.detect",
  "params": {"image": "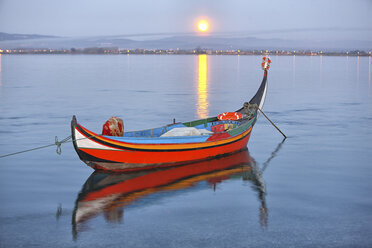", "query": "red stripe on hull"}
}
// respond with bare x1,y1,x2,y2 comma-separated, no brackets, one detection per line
81,133,251,171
